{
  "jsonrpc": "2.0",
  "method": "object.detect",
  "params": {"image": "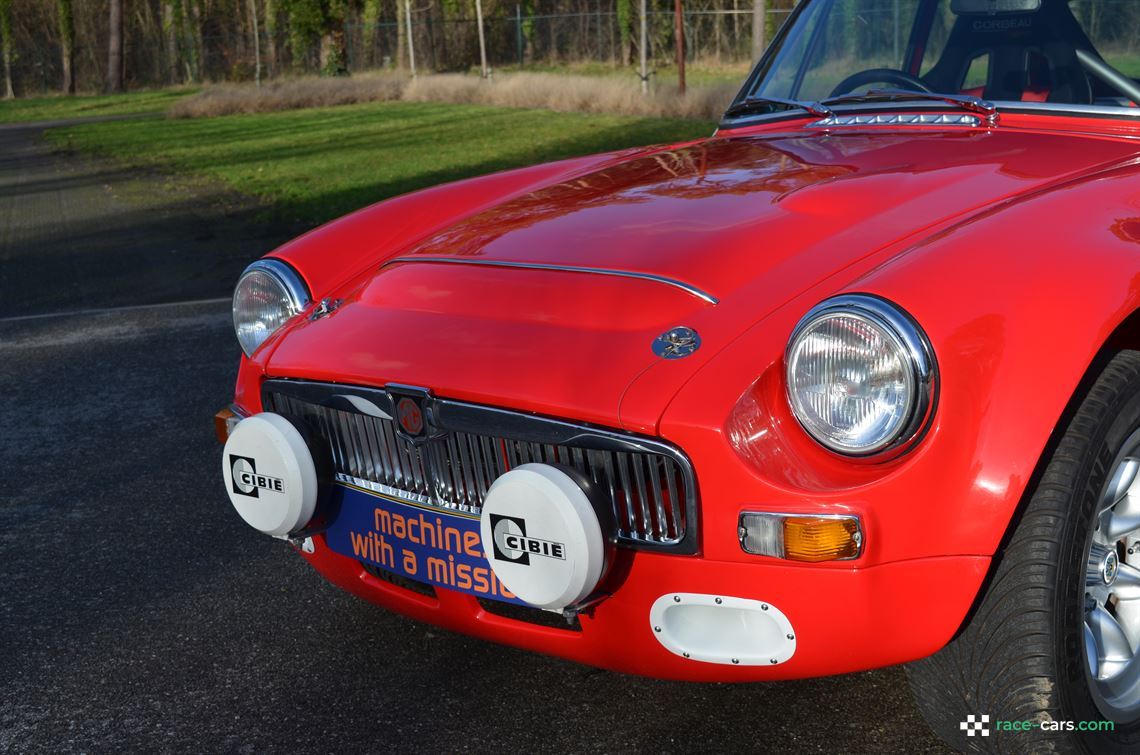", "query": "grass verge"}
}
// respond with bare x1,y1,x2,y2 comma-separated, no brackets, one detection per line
486,60,753,87
0,89,195,124
47,100,713,225
169,71,738,120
